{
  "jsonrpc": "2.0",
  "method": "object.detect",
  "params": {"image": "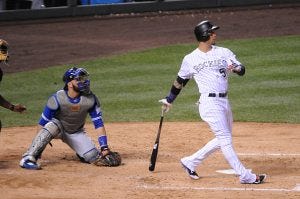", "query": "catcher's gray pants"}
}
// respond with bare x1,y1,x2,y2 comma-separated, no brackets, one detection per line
59,130,99,162
23,119,99,163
